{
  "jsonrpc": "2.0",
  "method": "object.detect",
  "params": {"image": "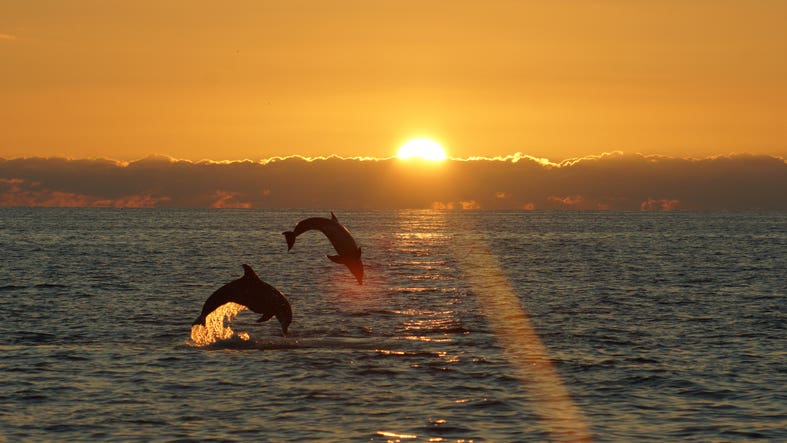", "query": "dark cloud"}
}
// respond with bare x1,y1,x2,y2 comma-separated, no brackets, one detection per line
0,153,785,210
